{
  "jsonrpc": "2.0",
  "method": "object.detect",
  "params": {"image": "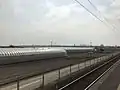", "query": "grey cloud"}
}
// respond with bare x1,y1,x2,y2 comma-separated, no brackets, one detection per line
91,0,113,7
46,0,74,6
